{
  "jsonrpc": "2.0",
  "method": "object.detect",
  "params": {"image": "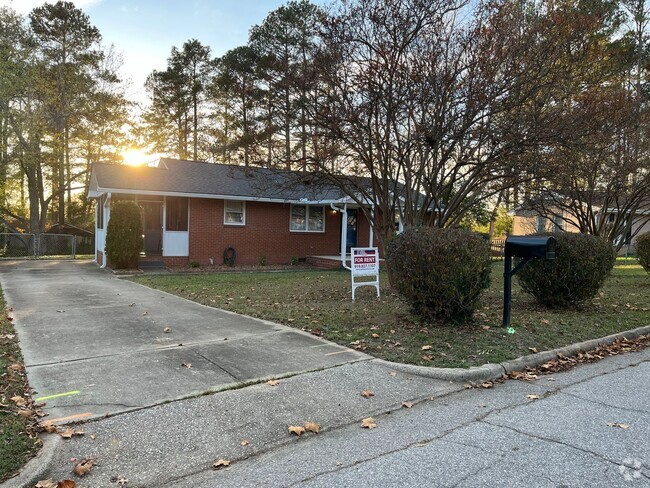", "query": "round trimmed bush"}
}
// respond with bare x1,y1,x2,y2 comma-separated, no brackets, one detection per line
637,232,650,273
517,232,615,308
106,201,143,269
386,227,491,322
